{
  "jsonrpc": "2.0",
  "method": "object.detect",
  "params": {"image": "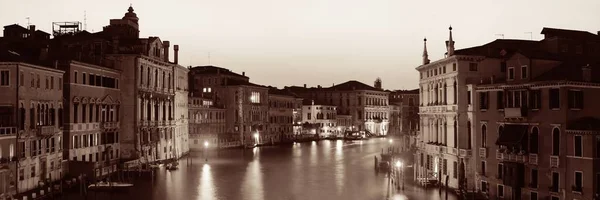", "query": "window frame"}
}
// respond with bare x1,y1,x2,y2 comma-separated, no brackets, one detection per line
521,65,528,79
508,67,515,80
574,135,583,157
